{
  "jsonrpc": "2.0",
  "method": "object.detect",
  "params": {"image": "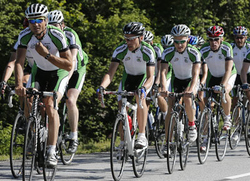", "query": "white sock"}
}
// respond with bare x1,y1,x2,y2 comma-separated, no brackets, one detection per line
162,111,167,120
48,145,56,155
138,133,145,138
70,131,78,140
